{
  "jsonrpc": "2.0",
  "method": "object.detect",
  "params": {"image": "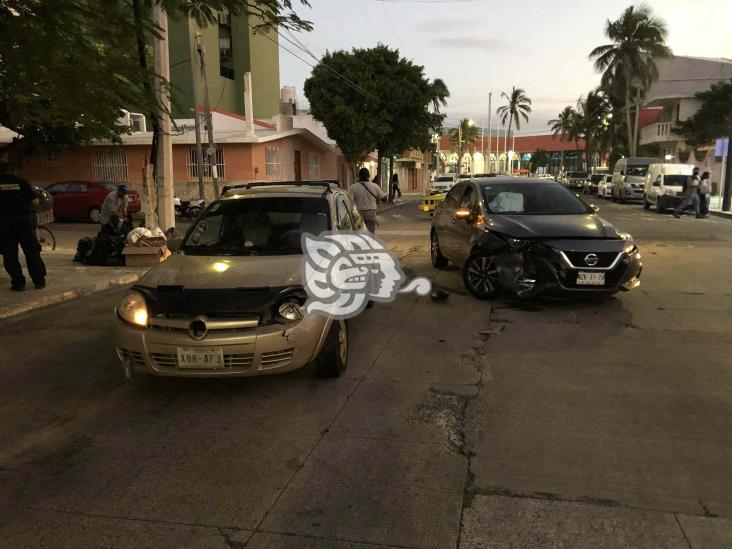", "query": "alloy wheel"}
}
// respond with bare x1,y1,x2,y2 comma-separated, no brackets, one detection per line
466,255,500,297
